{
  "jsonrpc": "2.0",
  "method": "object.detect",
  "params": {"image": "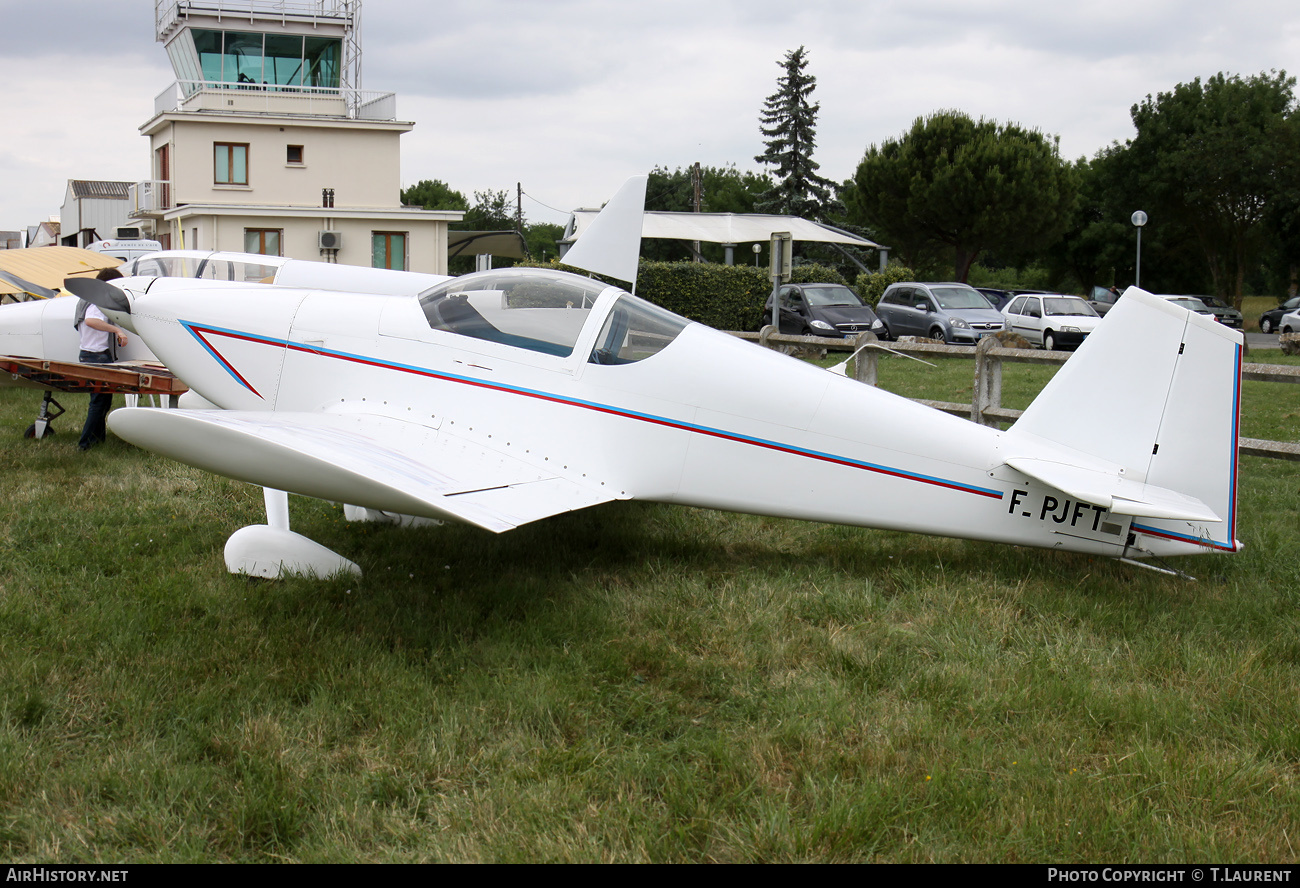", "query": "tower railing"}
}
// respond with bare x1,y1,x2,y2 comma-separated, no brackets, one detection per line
153,80,394,120
156,1,357,40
